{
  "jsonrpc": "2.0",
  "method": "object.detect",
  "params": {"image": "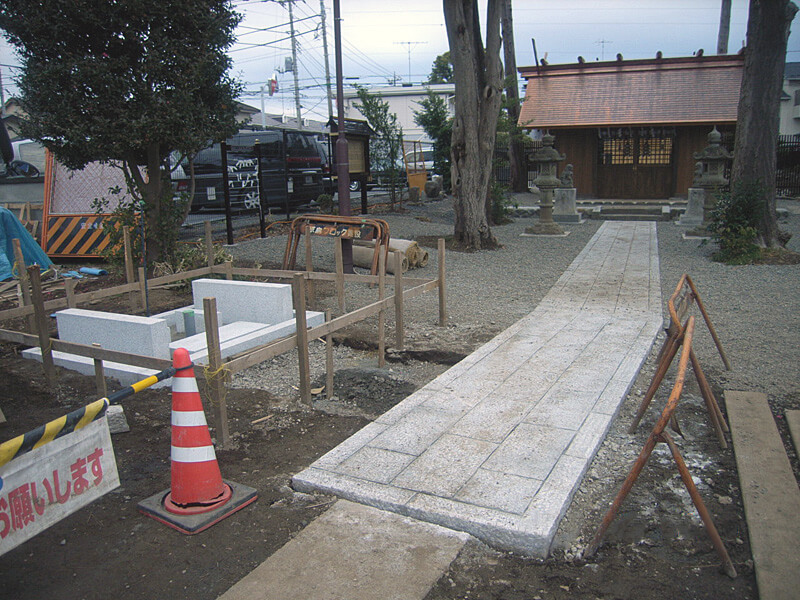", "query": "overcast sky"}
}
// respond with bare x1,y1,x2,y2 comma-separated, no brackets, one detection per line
2,1,798,122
